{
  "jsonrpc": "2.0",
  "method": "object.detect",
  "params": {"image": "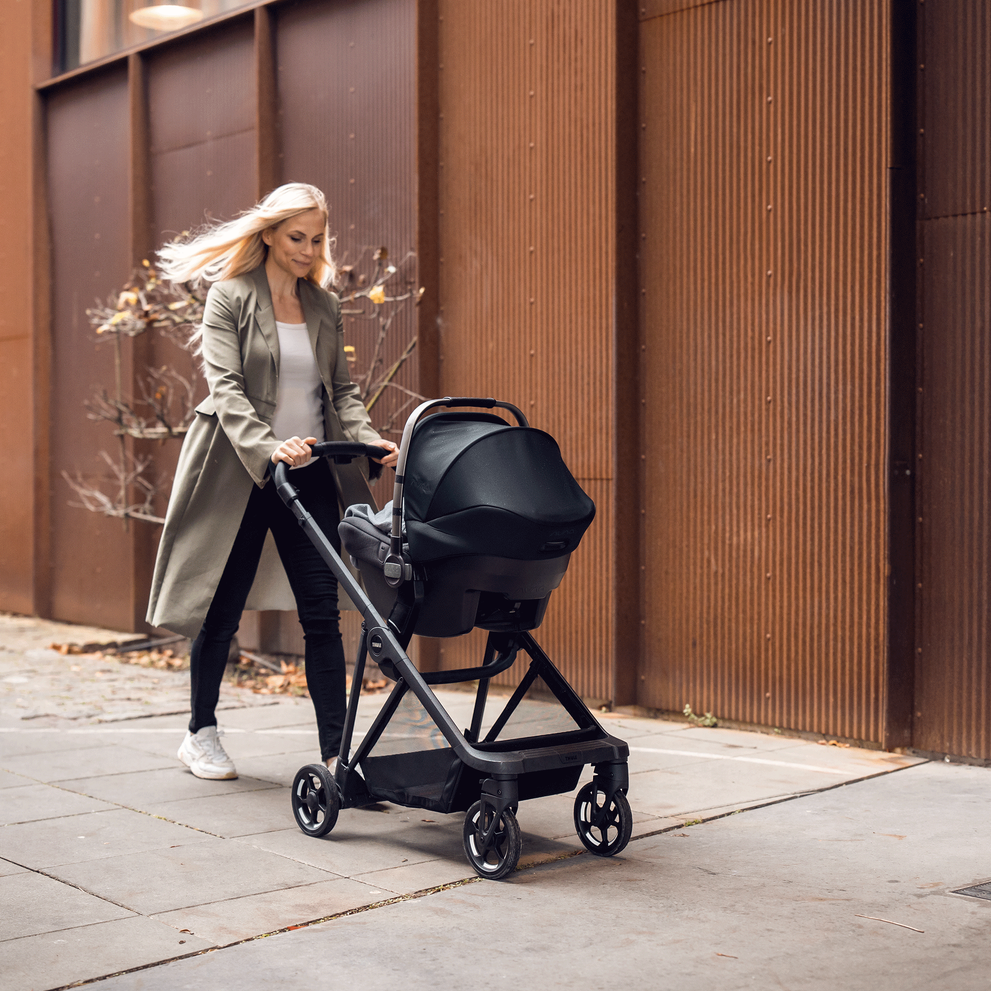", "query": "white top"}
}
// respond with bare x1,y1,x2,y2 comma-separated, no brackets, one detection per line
271,321,325,466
